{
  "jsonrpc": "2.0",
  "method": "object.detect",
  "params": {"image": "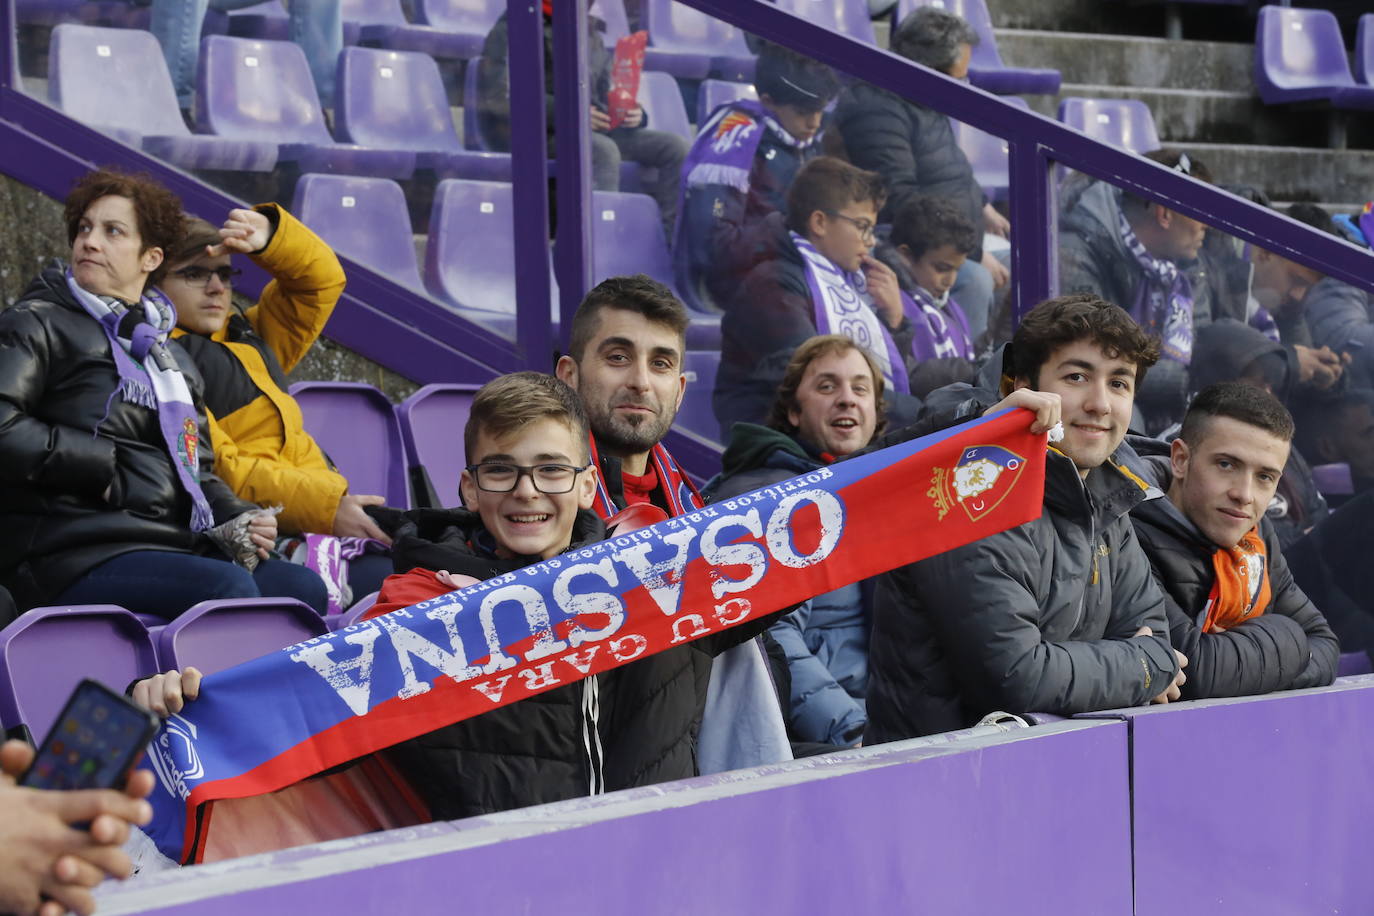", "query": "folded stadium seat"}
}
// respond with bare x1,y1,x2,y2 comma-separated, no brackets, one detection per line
589,190,721,350
291,173,427,292
397,383,481,508
1358,14,1373,86
954,96,1028,201
642,0,755,83
678,350,723,441
636,70,693,142
334,47,512,181
773,0,876,48
1056,97,1161,153
1255,6,1374,111
1311,463,1354,497
196,35,416,178
354,0,497,61
155,598,328,675
288,381,412,509
0,606,157,744
47,24,278,171
696,78,758,126
893,0,1060,95
329,592,380,631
